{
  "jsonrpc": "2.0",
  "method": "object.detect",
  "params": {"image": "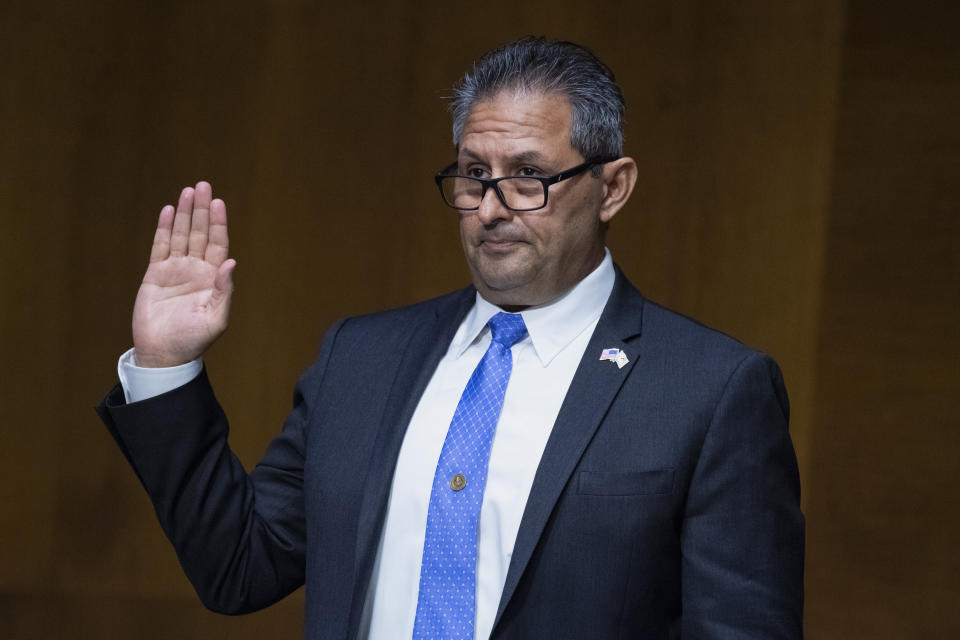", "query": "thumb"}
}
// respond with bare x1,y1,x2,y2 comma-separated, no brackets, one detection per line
211,258,236,309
